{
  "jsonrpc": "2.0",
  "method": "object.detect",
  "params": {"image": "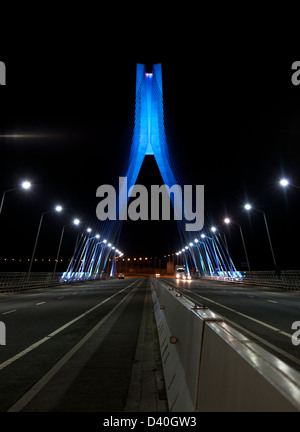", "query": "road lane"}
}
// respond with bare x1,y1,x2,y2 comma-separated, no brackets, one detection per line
0,279,139,363
0,277,149,411
164,277,300,368
0,277,167,413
